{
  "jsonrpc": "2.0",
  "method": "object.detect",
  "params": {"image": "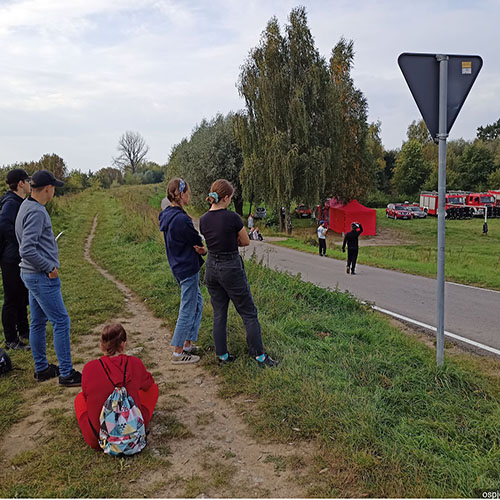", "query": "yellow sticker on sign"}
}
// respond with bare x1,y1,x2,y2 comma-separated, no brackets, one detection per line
462,61,472,74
